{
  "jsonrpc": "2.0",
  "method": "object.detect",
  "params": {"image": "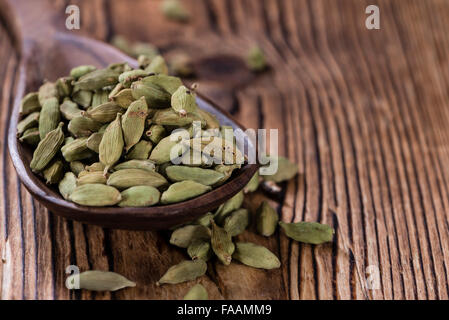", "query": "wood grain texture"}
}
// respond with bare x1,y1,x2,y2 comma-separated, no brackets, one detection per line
1,0,449,300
